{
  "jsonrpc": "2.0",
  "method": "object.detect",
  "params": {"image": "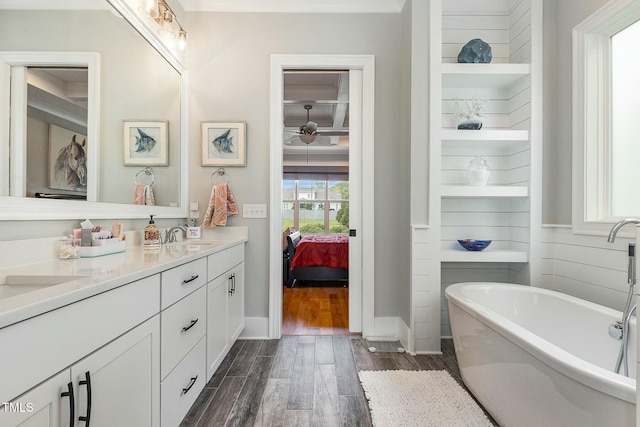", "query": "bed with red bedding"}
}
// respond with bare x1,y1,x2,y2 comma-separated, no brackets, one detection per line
285,232,348,287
